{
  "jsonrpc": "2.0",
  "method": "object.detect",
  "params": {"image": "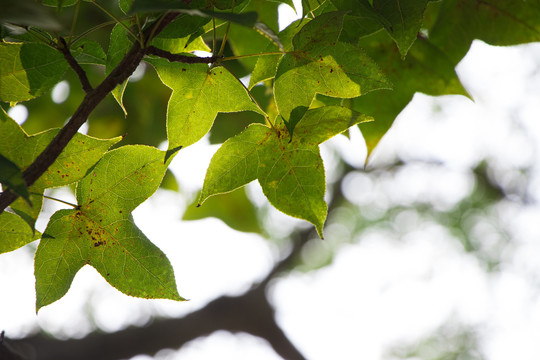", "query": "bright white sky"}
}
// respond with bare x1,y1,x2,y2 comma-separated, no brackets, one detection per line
3,1,540,359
